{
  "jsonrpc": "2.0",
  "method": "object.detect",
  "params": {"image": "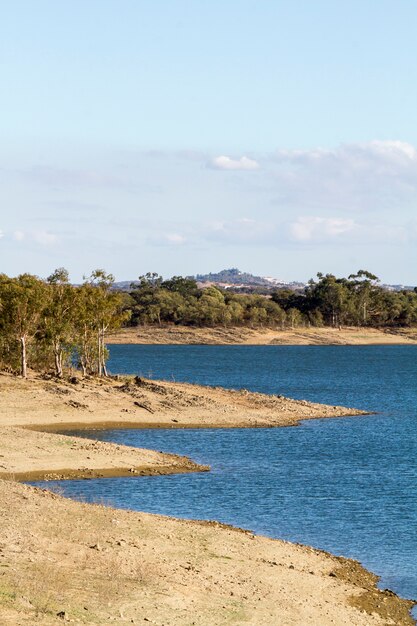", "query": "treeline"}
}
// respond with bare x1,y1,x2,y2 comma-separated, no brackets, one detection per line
0,269,126,378
125,270,417,329
2,268,417,378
